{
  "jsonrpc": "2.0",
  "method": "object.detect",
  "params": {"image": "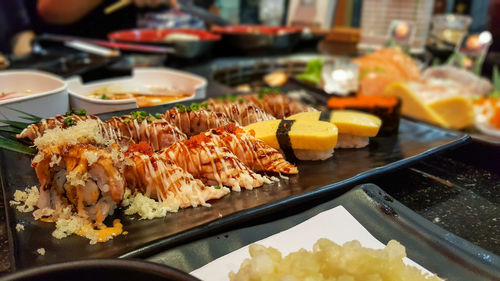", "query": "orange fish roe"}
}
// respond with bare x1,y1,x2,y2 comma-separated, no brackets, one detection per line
327,95,399,110
184,133,210,148
215,123,246,139
490,106,500,129
128,142,154,156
